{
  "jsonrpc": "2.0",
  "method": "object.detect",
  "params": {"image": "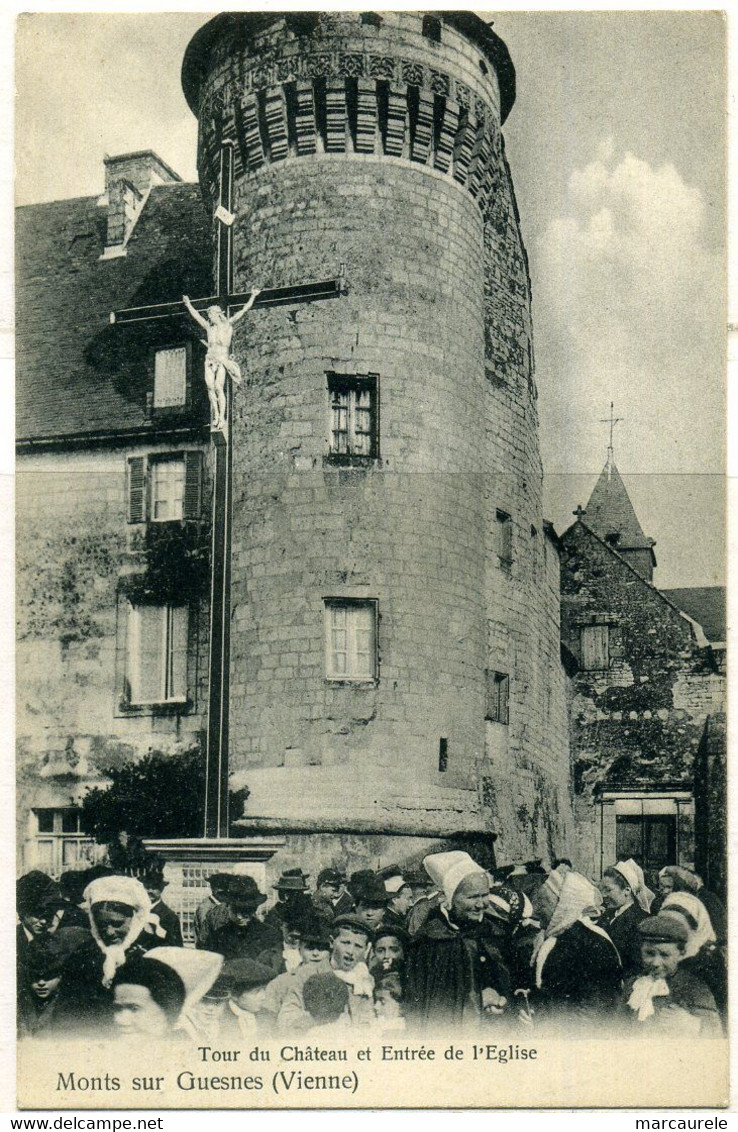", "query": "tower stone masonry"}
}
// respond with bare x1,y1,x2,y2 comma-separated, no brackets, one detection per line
182,11,573,867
